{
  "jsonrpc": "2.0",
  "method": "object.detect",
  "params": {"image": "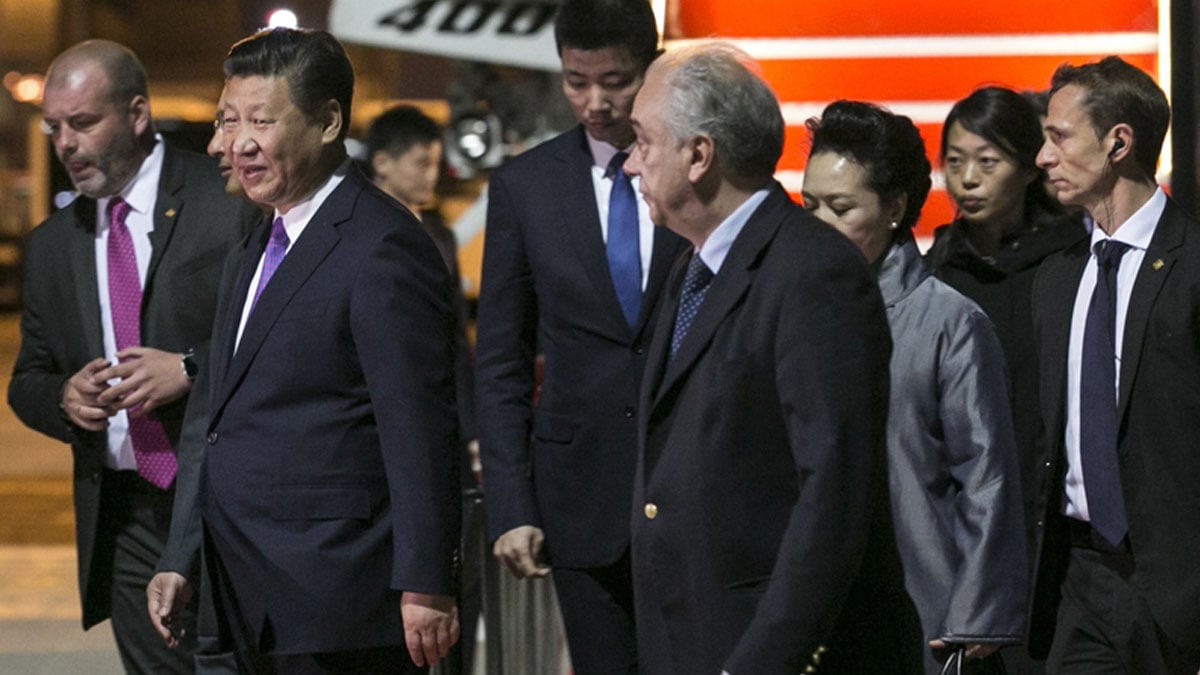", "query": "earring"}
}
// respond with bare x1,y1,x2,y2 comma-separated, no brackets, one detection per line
889,221,899,231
